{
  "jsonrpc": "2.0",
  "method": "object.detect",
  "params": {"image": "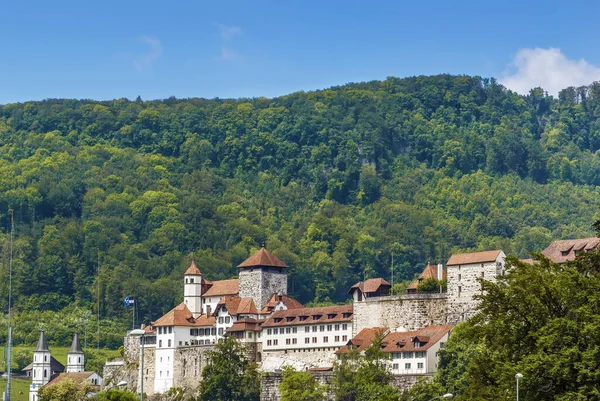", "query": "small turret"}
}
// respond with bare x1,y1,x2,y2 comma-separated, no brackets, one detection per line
184,260,204,317
66,333,84,372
